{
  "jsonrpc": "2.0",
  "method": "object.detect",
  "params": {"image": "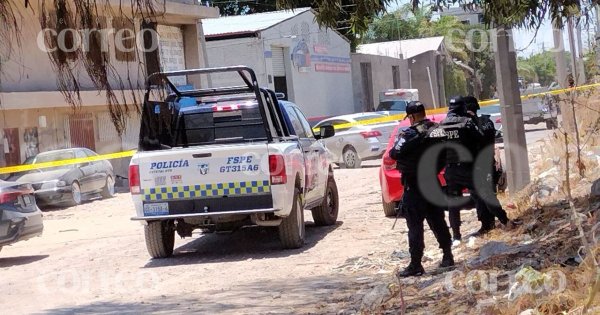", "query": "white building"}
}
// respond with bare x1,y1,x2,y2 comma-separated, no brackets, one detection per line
439,6,483,25
0,0,218,177
203,8,354,121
